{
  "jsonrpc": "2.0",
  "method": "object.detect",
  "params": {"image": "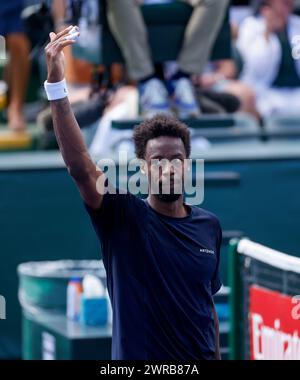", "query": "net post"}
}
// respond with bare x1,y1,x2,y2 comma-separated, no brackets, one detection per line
228,238,243,360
